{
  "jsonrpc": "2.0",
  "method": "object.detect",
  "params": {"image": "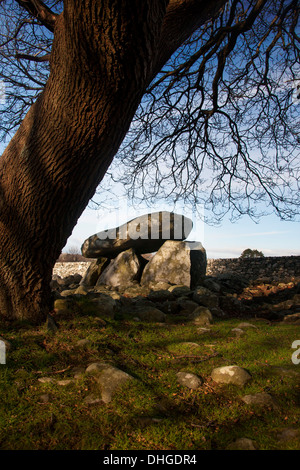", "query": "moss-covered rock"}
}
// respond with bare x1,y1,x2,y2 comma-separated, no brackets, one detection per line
189,306,213,325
